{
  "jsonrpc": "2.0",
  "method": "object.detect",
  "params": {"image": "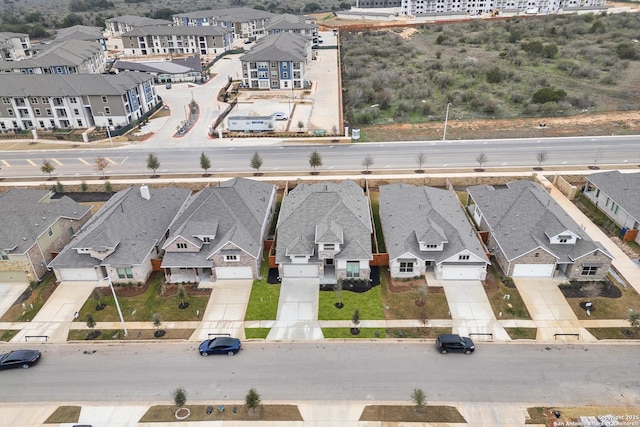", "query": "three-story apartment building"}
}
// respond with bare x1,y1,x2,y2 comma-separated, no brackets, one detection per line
172,7,276,41
121,25,233,56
